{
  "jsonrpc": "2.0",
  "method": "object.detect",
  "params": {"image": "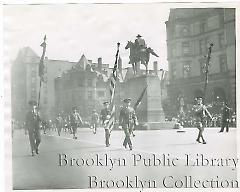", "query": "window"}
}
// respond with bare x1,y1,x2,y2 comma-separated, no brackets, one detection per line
200,22,207,33
199,39,205,54
31,90,37,99
181,27,189,36
98,91,105,97
31,76,36,83
78,78,83,87
31,70,36,76
199,59,206,76
219,55,227,72
182,42,190,55
171,64,177,80
87,79,92,87
218,33,225,48
171,46,176,57
183,62,191,78
87,91,93,100
44,98,48,104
